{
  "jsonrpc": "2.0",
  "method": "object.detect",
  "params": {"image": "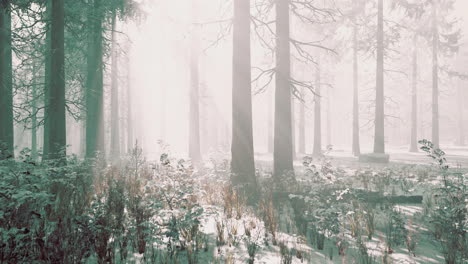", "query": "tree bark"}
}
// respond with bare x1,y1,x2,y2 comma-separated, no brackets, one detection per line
313,61,322,156
273,0,294,178
47,0,66,160
373,0,385,154
409,34,418,152
32,65,38,160
110,13,120,162
0,0,14,159
189,2,202,164
231,0,256,187
42,0,51,159
352,24,360,156
431,1,439,149
86,0,105,159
